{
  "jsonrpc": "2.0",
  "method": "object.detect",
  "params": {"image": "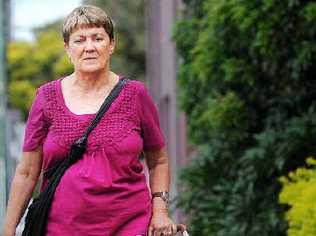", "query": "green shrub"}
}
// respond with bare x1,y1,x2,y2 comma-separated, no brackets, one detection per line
174,0,316,235
279,158,316,236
